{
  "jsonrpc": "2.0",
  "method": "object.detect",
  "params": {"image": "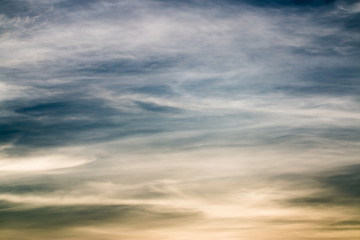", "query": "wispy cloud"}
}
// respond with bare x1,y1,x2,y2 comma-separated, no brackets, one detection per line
1,0,359,239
